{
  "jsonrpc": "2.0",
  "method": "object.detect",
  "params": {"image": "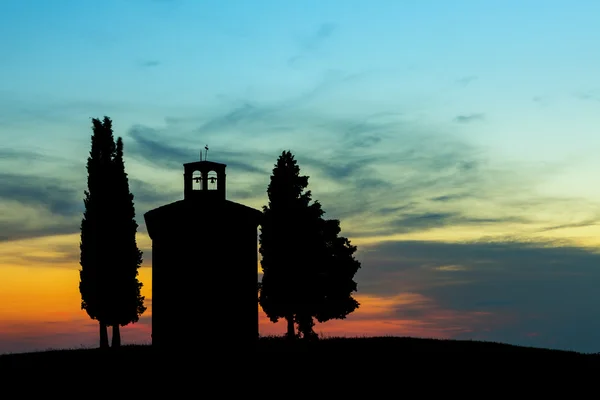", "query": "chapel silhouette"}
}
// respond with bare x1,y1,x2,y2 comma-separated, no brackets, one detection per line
144,150,262,350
